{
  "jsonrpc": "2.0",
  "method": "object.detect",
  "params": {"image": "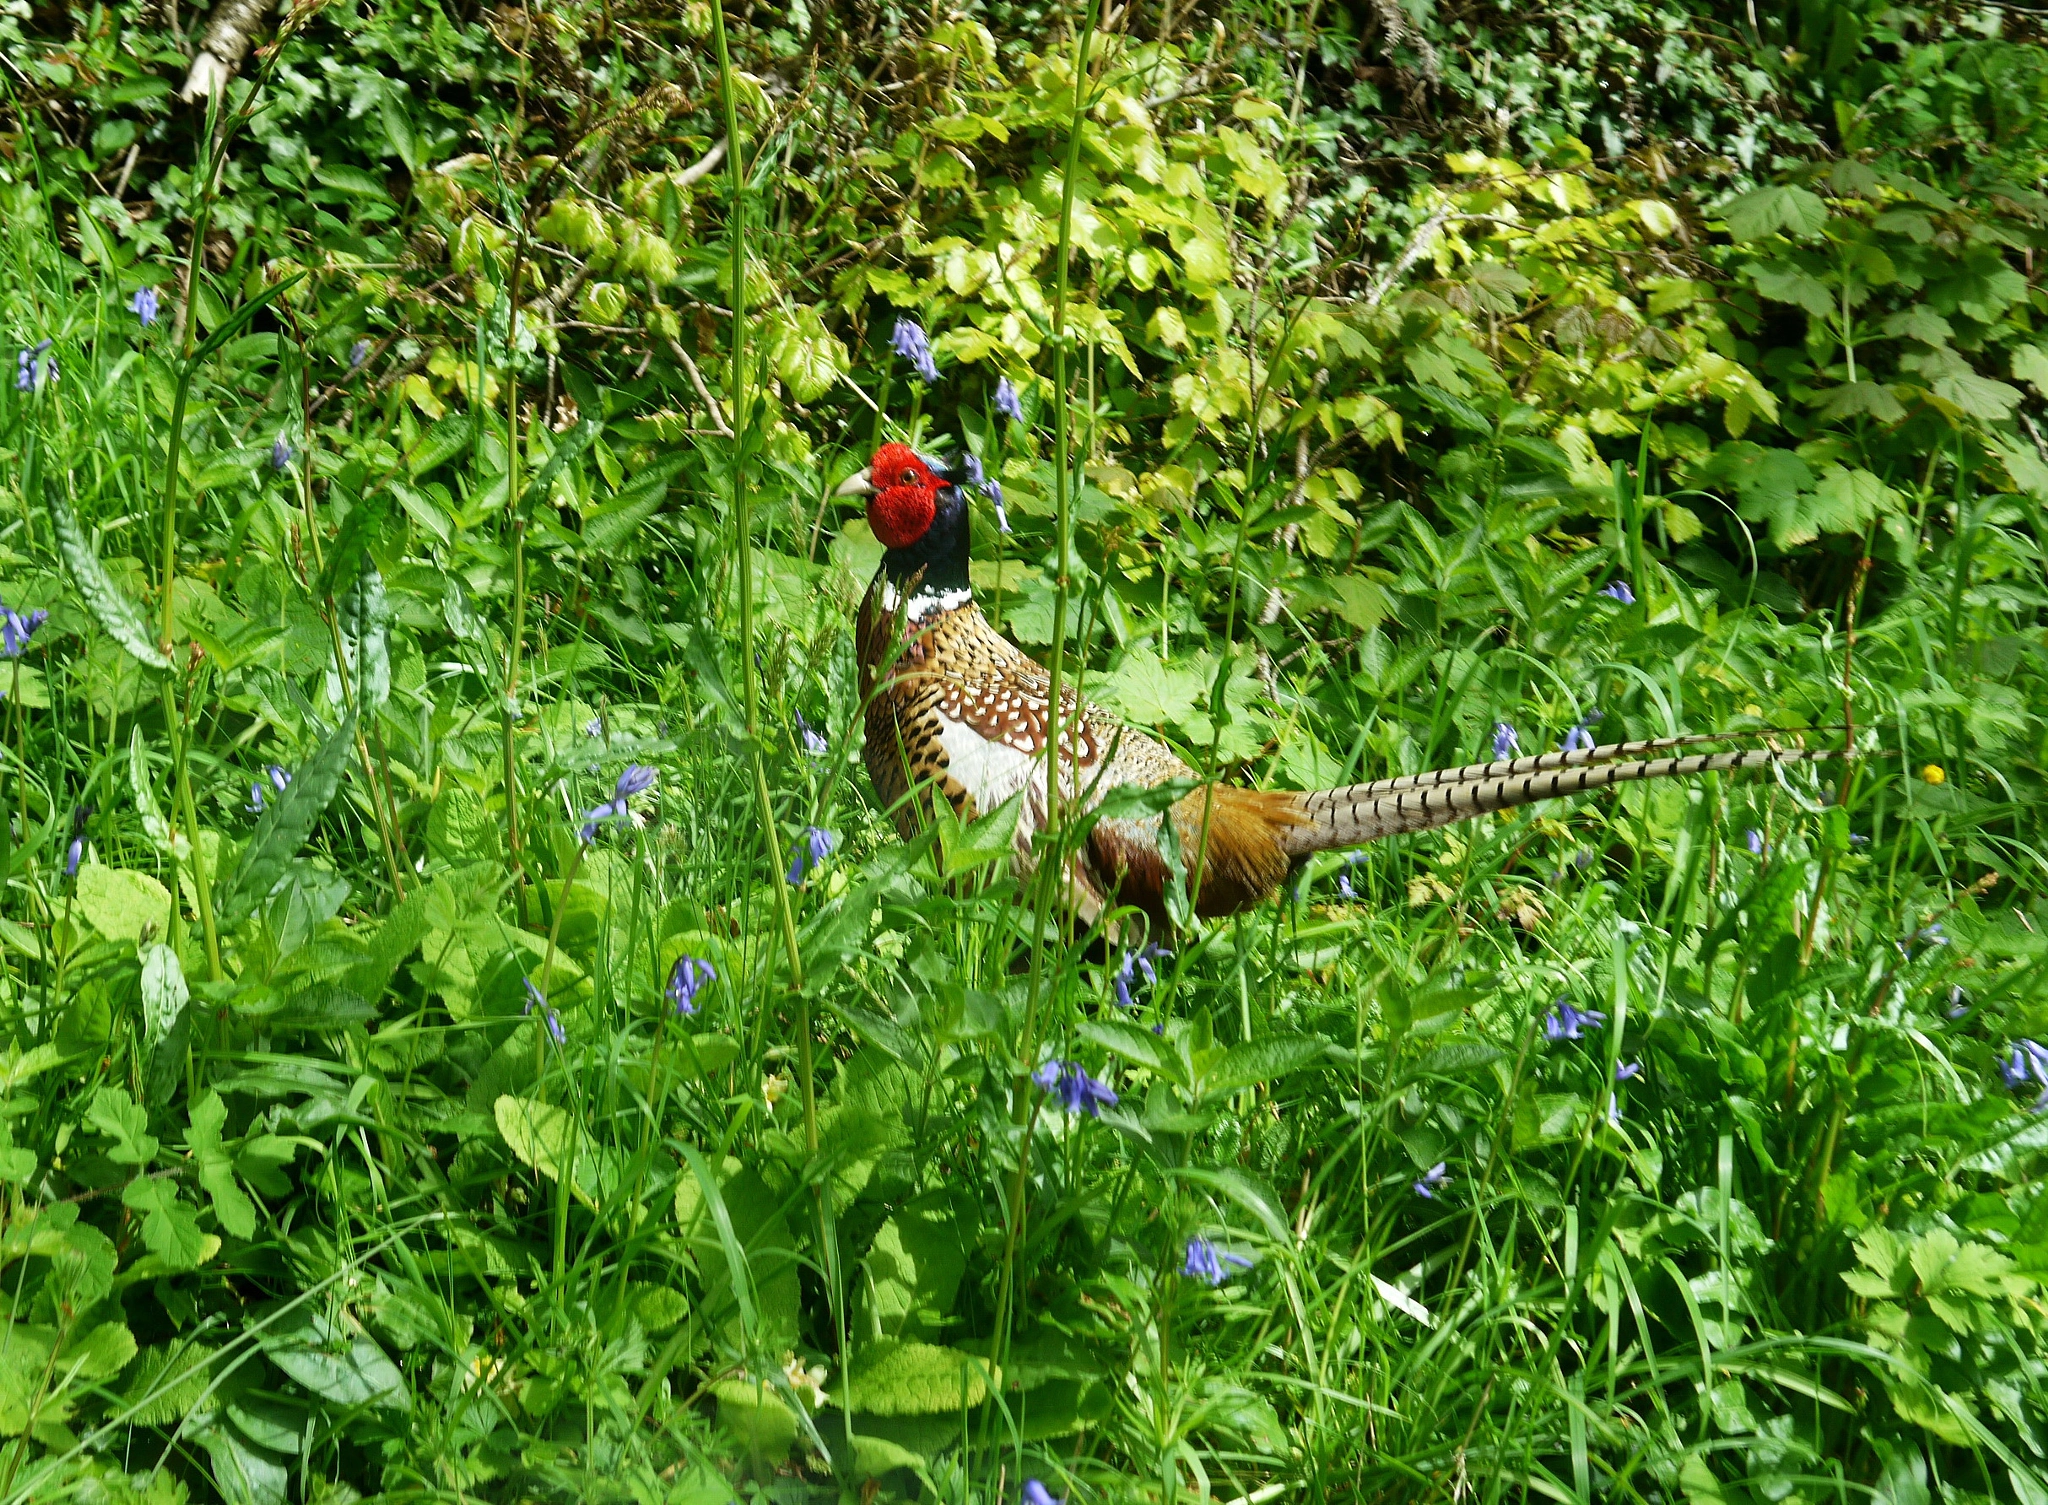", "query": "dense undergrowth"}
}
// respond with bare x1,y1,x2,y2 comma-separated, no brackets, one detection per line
0,0,2046,1500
